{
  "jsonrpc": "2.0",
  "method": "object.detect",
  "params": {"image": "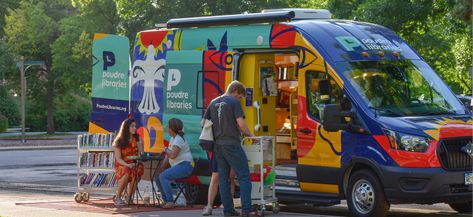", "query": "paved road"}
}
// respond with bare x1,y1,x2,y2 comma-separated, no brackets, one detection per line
0,149,468,216
0,149,76,189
